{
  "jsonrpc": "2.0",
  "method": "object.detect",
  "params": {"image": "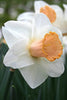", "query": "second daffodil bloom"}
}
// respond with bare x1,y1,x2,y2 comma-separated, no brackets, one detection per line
2,13,64,89
34,1,64,33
